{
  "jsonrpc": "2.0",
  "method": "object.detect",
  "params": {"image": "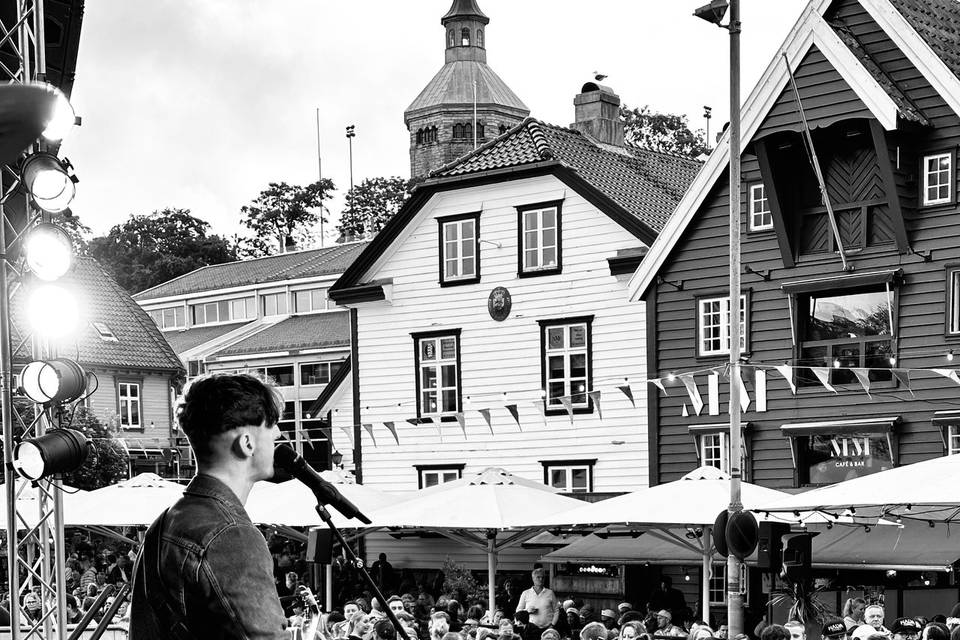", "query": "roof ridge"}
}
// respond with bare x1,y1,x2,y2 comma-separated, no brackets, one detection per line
427,116,540,178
